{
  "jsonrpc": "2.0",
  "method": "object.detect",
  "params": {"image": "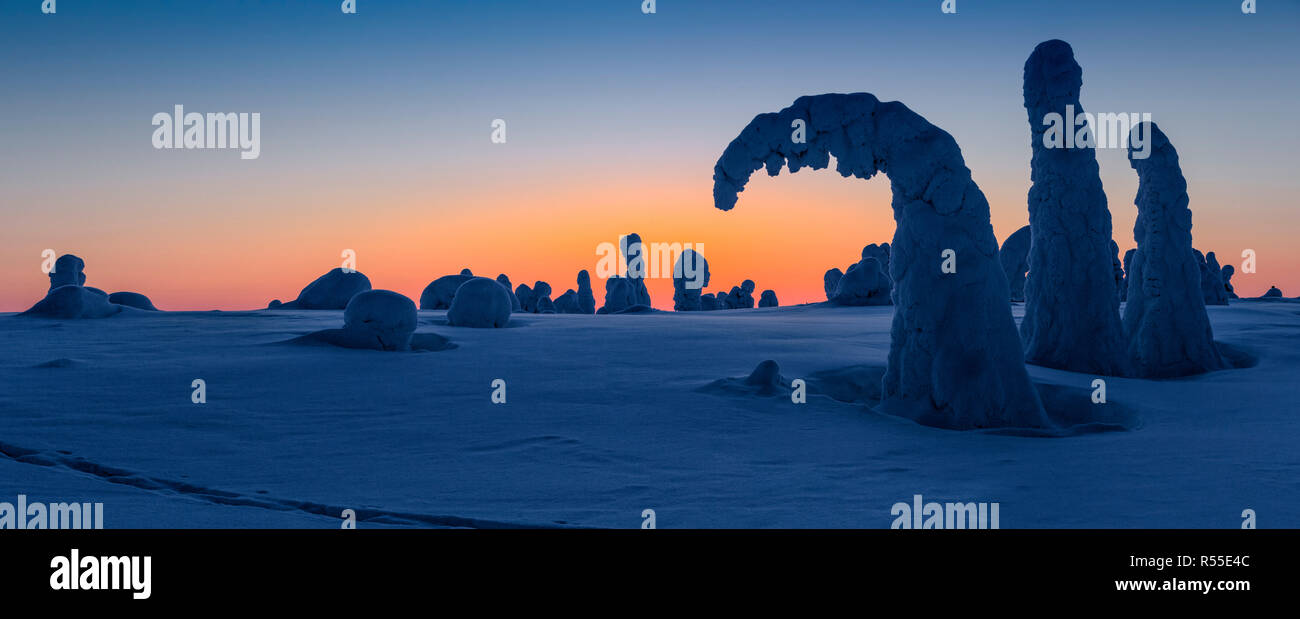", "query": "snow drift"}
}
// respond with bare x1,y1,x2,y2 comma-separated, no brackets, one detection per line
278,268,372,310
448,277,513,328
286,290,439,352
108,291,159,311
823,268,843,301
830,257,891,306
496,274,522,312
420,274,474,310
22,284,121,319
